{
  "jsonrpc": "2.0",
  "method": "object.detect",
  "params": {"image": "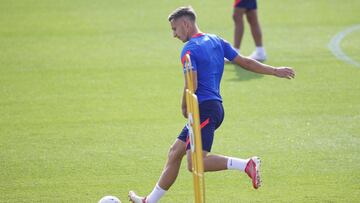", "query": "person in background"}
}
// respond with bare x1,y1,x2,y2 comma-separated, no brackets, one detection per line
233,0,266,61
